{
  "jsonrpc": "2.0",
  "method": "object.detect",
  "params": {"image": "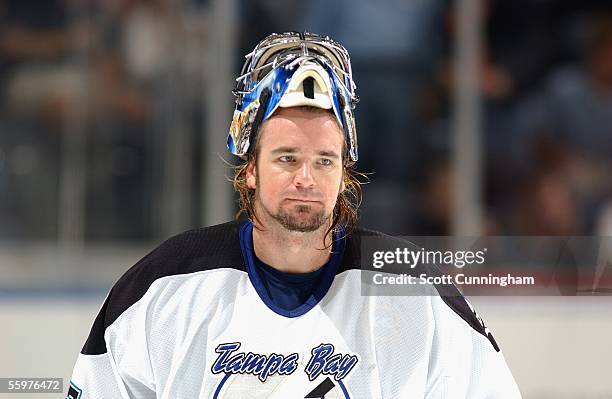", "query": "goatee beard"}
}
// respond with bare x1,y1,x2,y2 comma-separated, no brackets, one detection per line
271,204,329,232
